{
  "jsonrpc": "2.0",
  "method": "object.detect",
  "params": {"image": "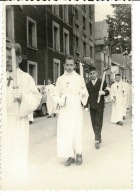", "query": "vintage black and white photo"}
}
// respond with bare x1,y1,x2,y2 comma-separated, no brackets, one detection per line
1,1,132,190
